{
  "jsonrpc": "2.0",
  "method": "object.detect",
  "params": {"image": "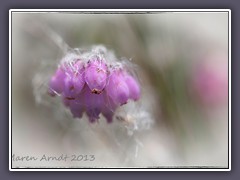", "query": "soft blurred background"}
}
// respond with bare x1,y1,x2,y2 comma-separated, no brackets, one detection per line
12,12,229,168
